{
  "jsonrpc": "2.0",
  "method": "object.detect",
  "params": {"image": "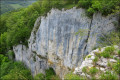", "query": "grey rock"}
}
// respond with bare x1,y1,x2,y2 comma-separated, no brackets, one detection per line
13,8,119,78
109,59,117,63
96,61,108,68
